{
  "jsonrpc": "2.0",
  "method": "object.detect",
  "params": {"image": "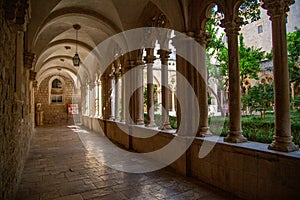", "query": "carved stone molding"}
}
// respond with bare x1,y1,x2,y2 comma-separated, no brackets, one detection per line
220,17,243,35
144,48,156,64
262,0,295,19
24,52,35,70
29,70,36,81
3,0,30,30
157,49,171,64
196,30,211,46
3,0,19,21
